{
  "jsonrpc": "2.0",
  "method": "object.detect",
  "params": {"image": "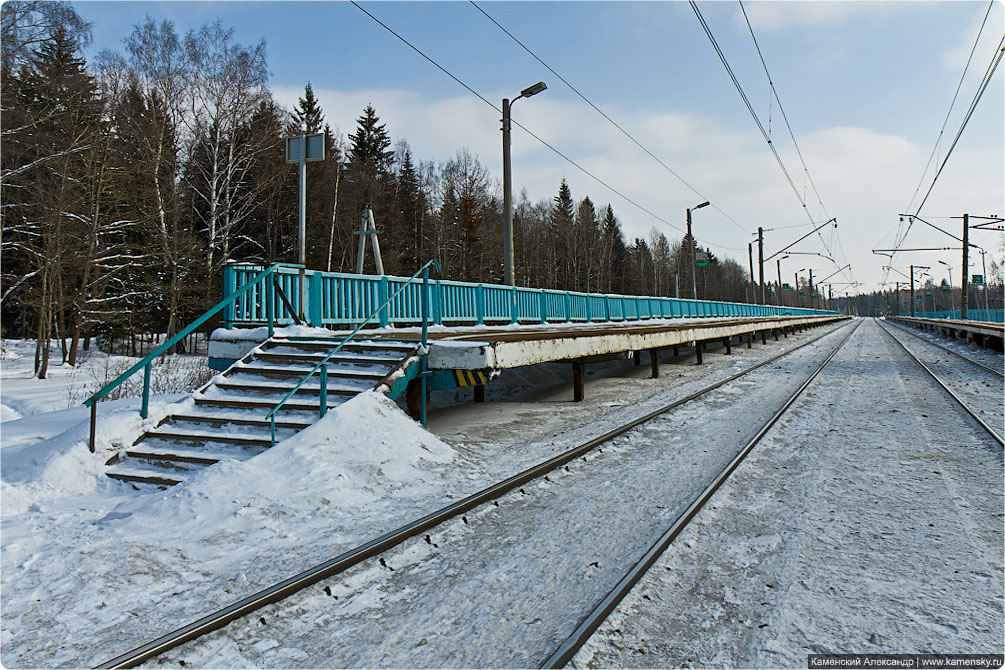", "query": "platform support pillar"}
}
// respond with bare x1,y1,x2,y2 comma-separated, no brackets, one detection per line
649,349,660,378
723,337,732,354
573,361,585,402
672,346,679,357
474,384,485,403
746,332,752,349
761,330,767,345
773,329,779,341
633,351,641,366
695,340,703,365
